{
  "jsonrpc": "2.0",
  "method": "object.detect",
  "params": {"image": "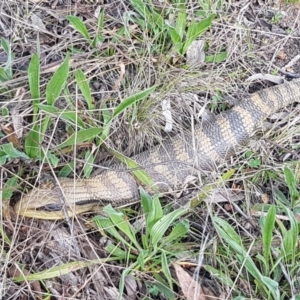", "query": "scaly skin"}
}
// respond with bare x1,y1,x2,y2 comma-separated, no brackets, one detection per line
15,79,300,219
